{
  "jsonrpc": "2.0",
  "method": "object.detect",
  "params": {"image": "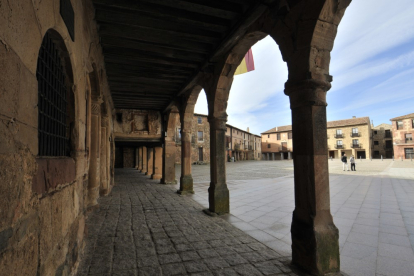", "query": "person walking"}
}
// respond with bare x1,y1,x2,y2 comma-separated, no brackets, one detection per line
350,155,356,171
341,153,349,171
